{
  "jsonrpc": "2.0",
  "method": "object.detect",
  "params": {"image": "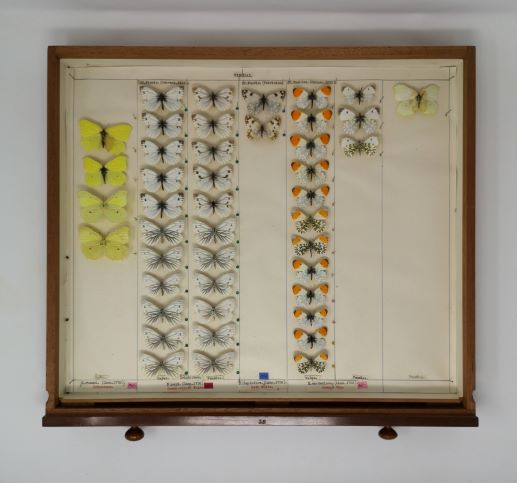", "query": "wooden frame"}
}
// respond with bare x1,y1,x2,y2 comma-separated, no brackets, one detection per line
44,46,477,439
